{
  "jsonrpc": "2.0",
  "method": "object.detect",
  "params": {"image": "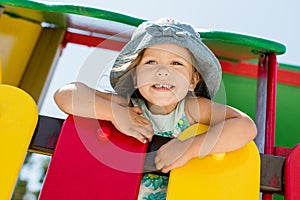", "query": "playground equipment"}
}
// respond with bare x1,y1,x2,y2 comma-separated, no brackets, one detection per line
0,76,38,200
0,1,300,199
